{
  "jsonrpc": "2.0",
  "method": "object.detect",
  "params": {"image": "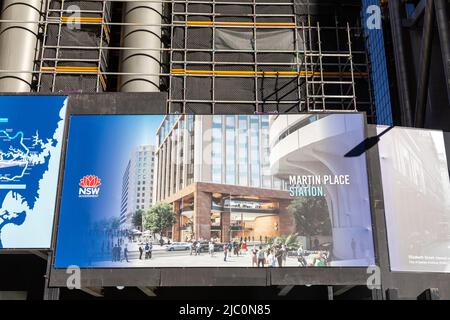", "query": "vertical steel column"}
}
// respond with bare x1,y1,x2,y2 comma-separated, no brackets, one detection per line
119,0,163,92
389,0,413,126
415,0,435,128
434,0,450,104
0,0,43,92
